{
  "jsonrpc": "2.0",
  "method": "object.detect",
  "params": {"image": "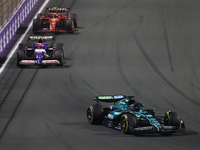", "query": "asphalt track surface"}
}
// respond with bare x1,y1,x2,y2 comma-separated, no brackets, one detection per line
0,0,200,149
